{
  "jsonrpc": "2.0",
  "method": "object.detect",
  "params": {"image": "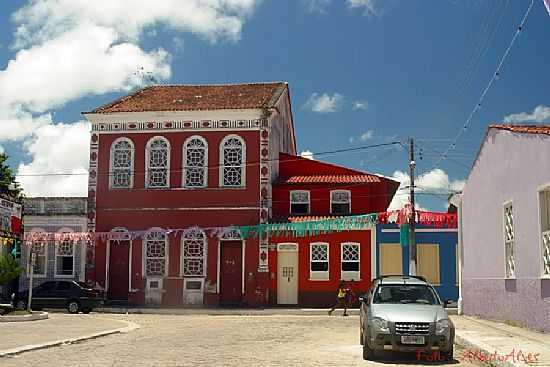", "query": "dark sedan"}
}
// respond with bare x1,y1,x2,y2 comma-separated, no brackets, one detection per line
15,280,102,314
